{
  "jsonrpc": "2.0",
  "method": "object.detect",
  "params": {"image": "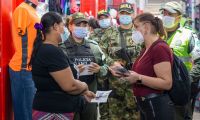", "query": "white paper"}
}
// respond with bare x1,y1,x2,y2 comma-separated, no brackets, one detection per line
79,64,94,76
91,90,112,103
